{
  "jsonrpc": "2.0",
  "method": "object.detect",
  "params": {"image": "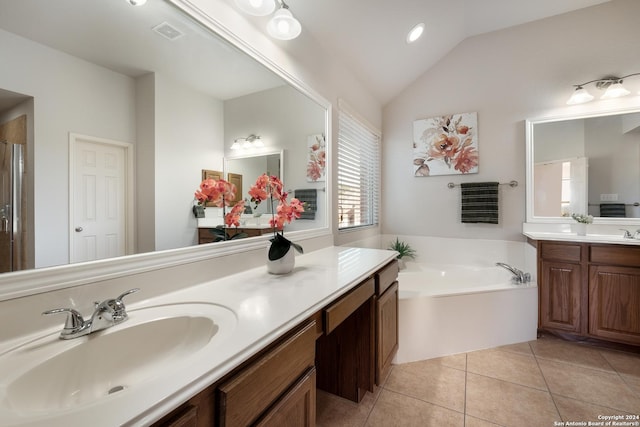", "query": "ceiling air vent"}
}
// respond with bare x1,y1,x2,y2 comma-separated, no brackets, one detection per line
152,22,184,41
